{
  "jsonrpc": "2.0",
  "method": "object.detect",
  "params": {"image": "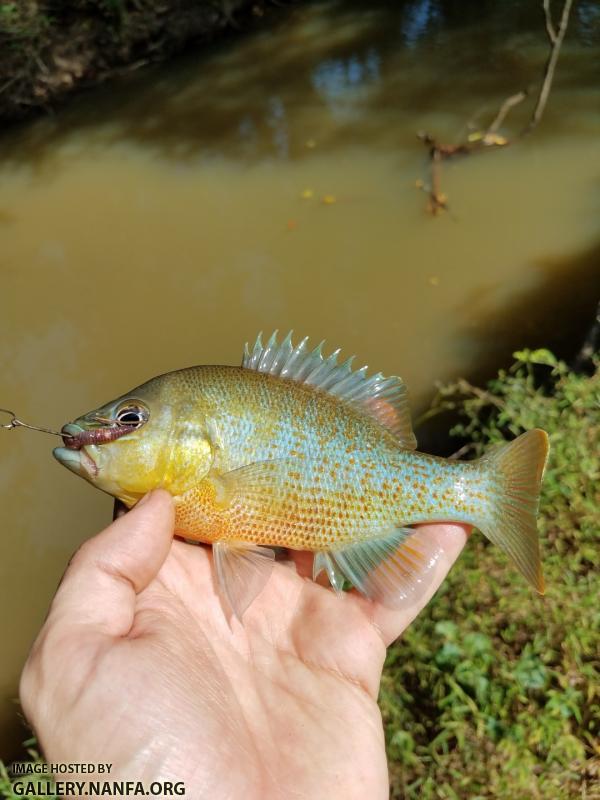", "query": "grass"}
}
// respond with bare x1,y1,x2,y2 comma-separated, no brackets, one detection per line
382,350,599,799
1,350,597,798
0,740,55,799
